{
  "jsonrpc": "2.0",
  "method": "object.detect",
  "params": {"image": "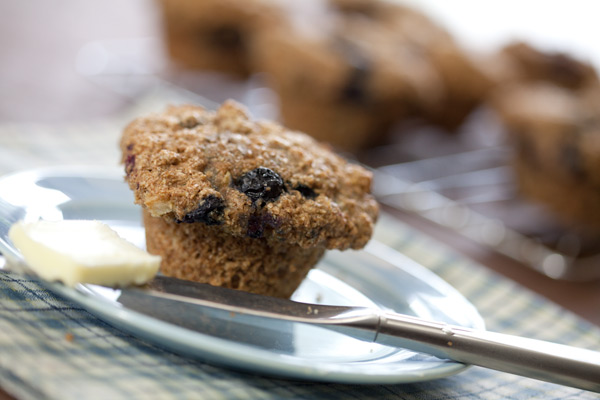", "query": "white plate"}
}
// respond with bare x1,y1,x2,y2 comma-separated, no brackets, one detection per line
0,166,485,384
